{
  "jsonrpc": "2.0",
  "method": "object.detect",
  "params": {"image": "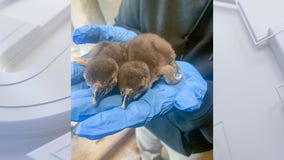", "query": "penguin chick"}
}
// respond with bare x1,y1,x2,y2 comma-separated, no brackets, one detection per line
125,33,182,85
118,61,151,109
118,33,182,108
73,41,126,105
